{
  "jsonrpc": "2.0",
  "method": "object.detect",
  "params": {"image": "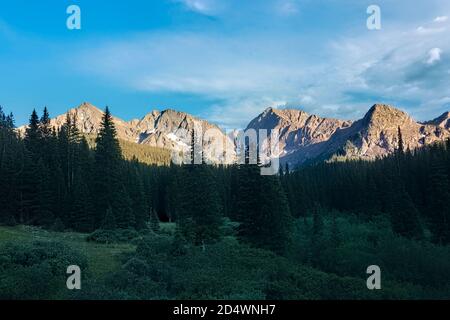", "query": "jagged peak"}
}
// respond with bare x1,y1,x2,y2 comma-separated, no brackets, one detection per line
368,103,401,114
260,106,309,119
260,107,276,117
433,111,450,121
76,102,102,112
425,111,450,128
364,104,410,123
